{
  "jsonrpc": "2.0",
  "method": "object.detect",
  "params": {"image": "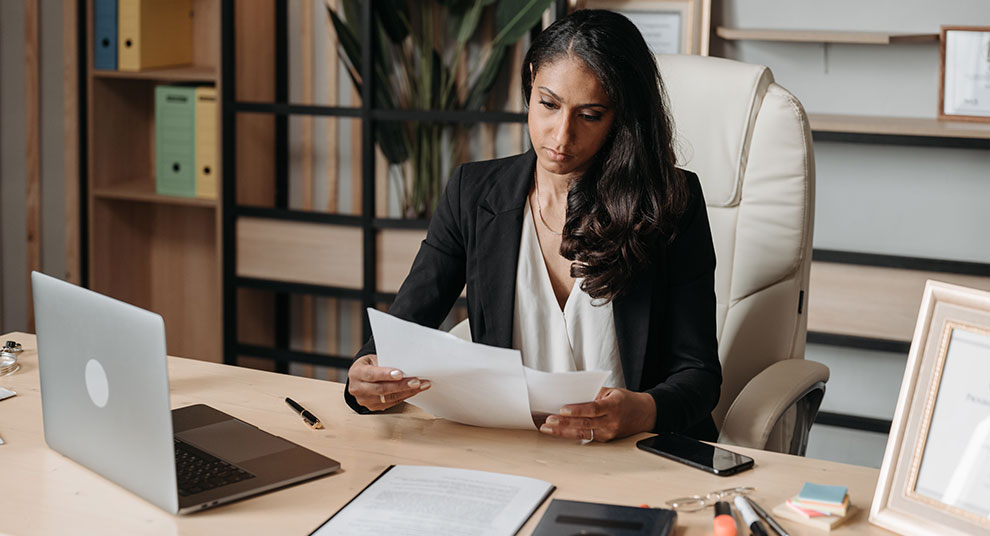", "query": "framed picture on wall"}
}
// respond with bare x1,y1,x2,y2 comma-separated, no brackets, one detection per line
573,0,711,56
870,281,990,536
939,26,990,122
